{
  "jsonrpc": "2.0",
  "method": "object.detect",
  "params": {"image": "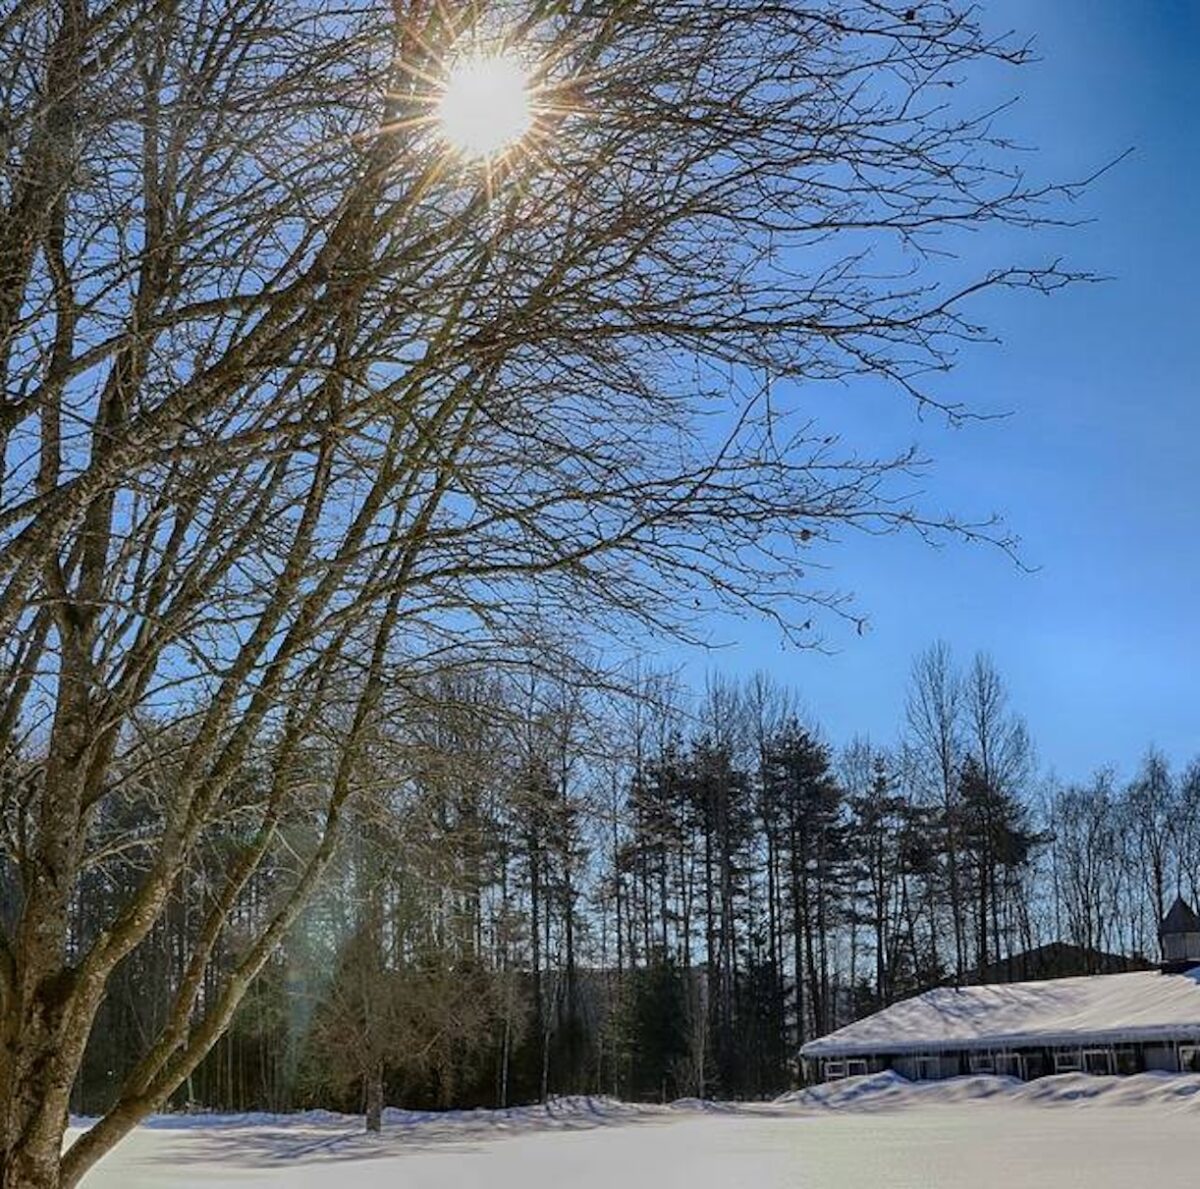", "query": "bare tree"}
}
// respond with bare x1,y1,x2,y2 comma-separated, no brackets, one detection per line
962,651,1035,967
0,1,1089,1183
1174,762,1200,908
1046,773,1127,960
904,641,965,978
1123,749,1178,938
